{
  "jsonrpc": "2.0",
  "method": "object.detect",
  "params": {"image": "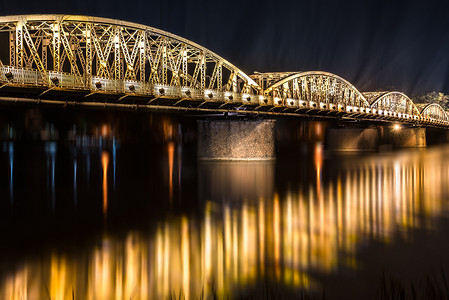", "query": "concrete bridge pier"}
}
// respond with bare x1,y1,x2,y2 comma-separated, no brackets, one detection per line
380,127,426,148
325,126,427,151
197,119,276,160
